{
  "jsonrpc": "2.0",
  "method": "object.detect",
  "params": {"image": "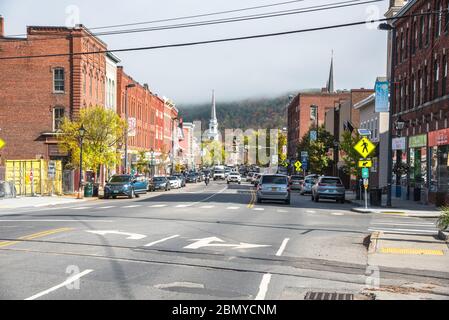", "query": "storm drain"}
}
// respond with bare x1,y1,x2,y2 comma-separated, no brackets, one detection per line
304,291,354,300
